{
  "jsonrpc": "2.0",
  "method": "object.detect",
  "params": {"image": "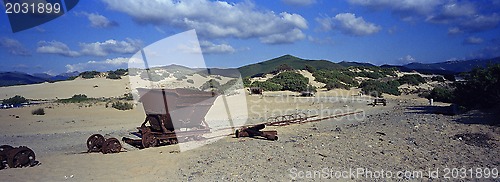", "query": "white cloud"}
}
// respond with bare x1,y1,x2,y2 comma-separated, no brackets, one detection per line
260,28,306,44
102,0,308,44
349,0,500,33
463,36,484,45
200,41,235,54
37,38,142,57
37,41,80,57
447,27,463,35
78,12,118,28
398,55,416,64
65,57,134,72
316,13,381,36
282,0,316,6
348,0,444,16
80,38,142,56
459,14,500,32
0,38,31,56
